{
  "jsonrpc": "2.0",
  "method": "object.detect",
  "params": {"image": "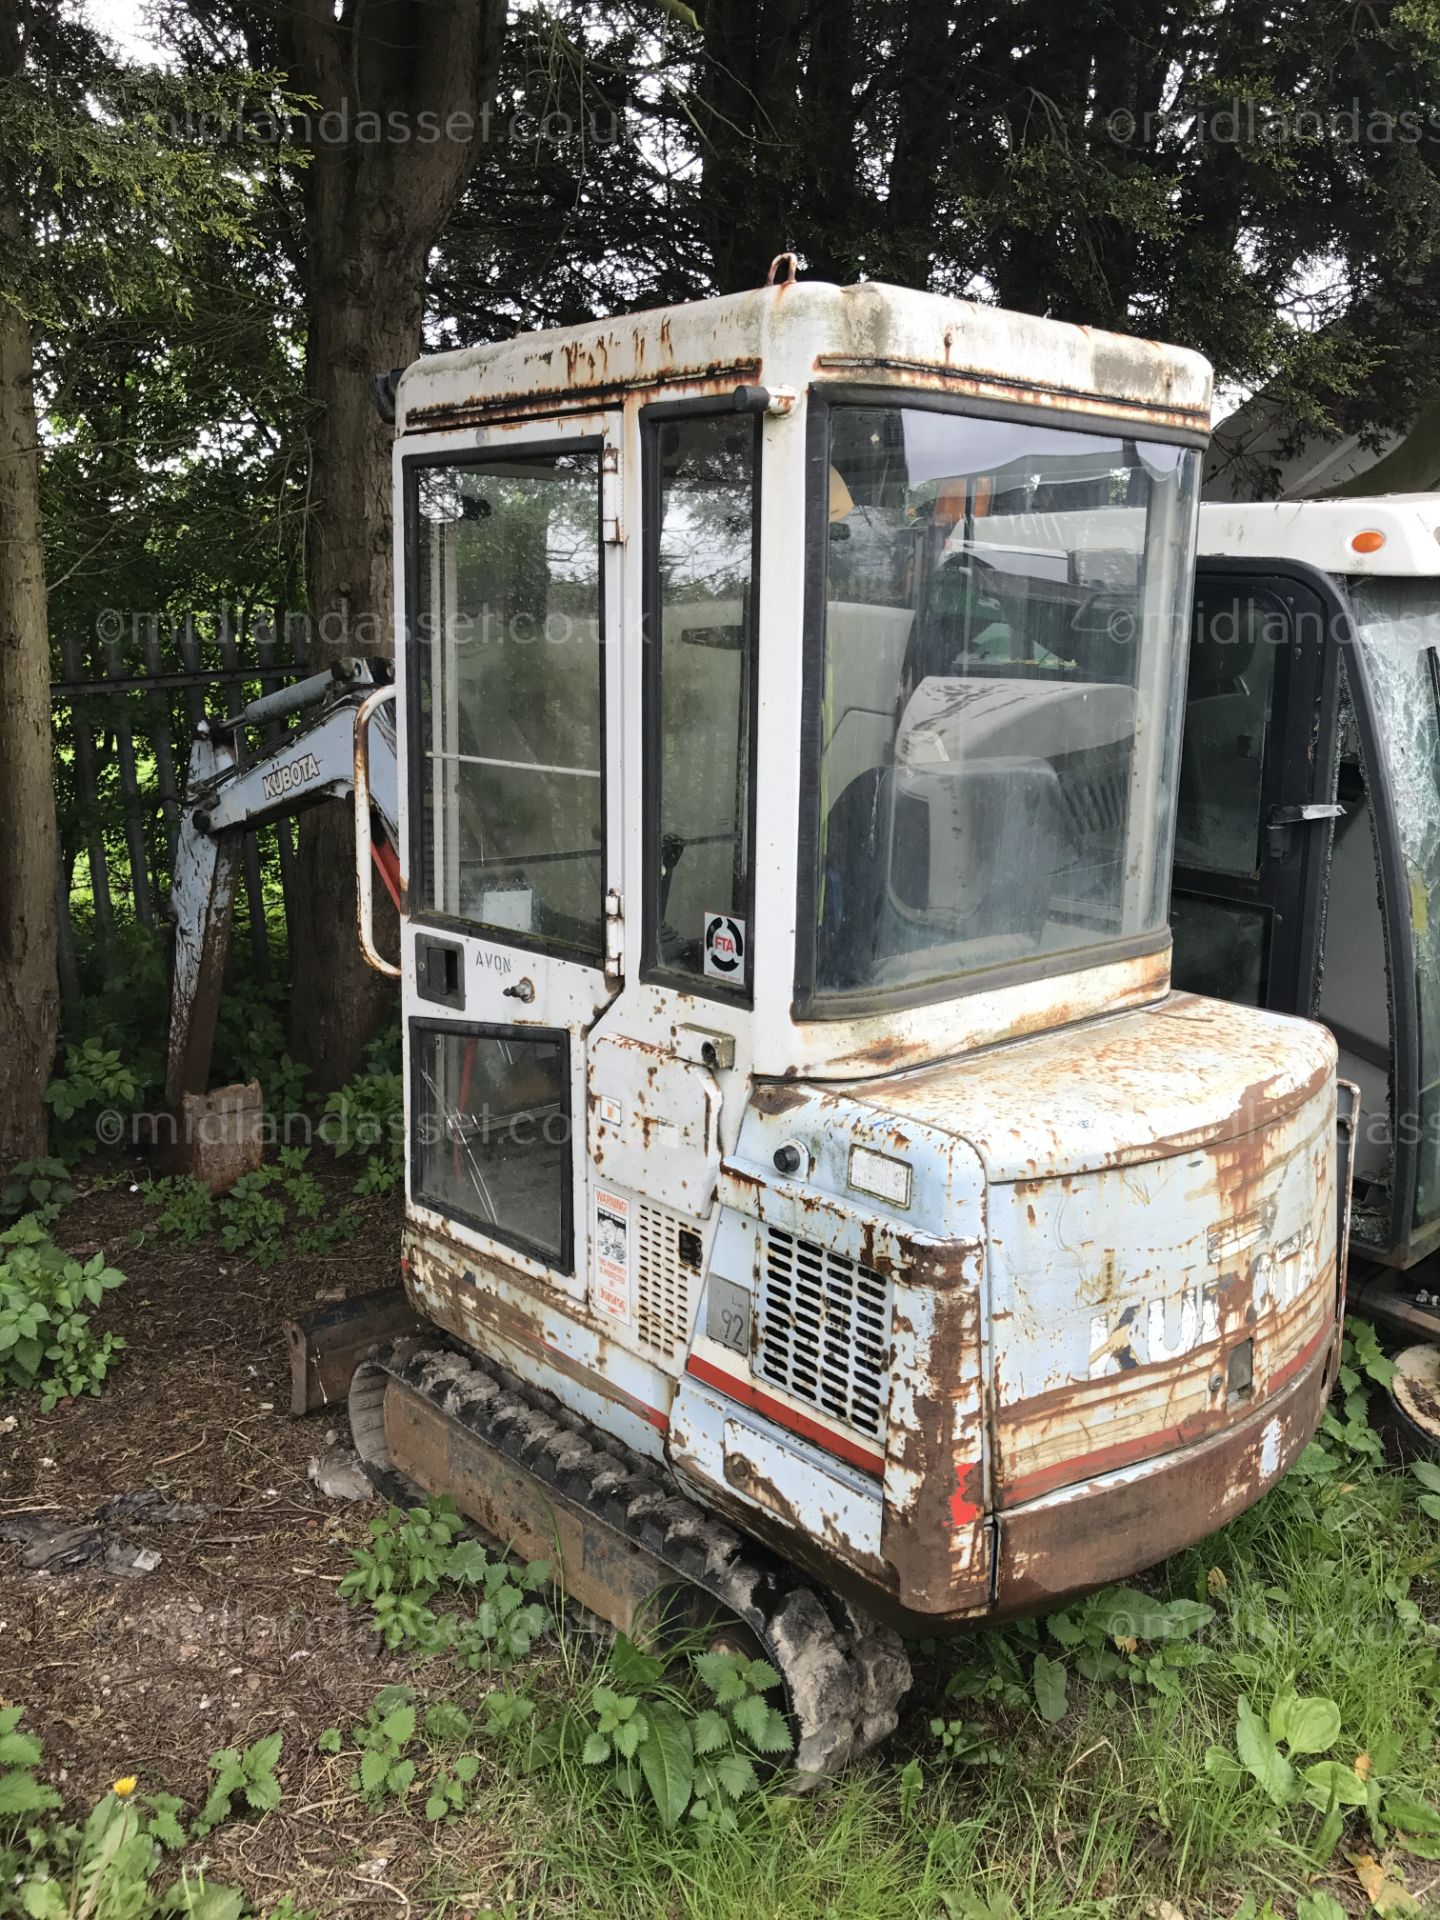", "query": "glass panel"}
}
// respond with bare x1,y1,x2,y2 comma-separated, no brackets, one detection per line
1318,692,1394,1244
810,406,1200,1001
651,416,756,986
1347,579,1440,1231
414,452,604,957
1174,586,1283,875
412,1025,570,1265
1169,894,1268,1004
